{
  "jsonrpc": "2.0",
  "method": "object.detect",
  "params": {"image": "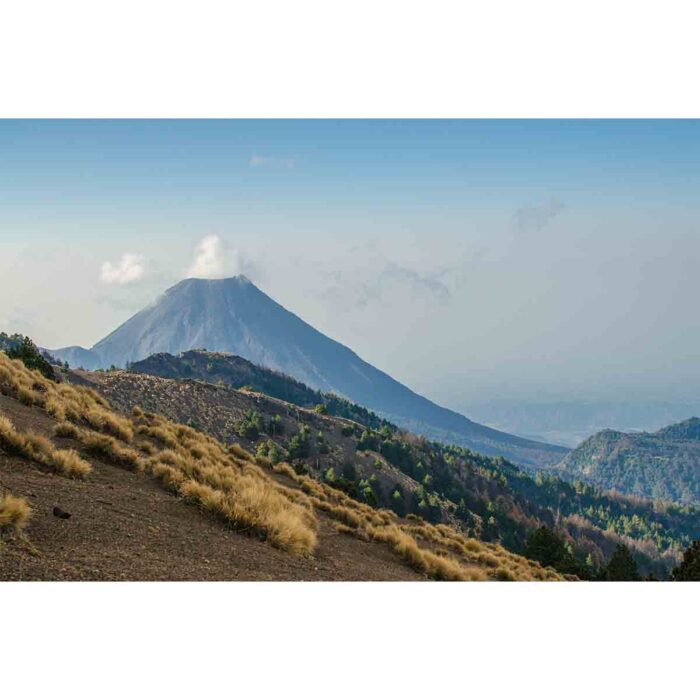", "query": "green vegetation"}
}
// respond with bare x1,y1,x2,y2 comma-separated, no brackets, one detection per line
1,334,56,380
671,540,700,581
600,544,641,581
555,420,700,505
286,425,311,460
524,526,590,578
234,410,264,440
